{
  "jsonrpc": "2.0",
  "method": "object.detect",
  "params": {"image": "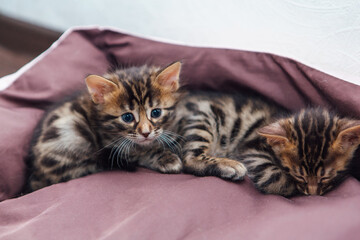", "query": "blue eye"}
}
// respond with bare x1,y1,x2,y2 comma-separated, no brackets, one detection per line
151,109,162,118
121,113,134,123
